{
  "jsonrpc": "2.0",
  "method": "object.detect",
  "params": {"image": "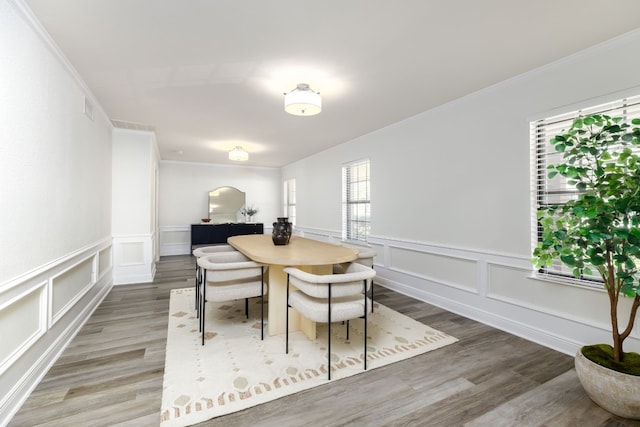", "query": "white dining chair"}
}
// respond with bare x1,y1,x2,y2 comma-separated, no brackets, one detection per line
333,244,377,312
197,251,267,345
193,244,237,313
284,262,376,380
